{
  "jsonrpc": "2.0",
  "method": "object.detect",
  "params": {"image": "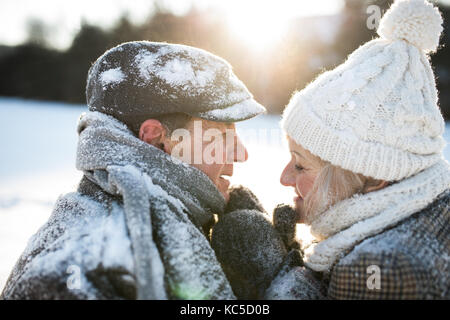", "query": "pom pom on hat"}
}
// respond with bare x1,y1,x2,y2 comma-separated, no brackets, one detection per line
377,0,443,53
